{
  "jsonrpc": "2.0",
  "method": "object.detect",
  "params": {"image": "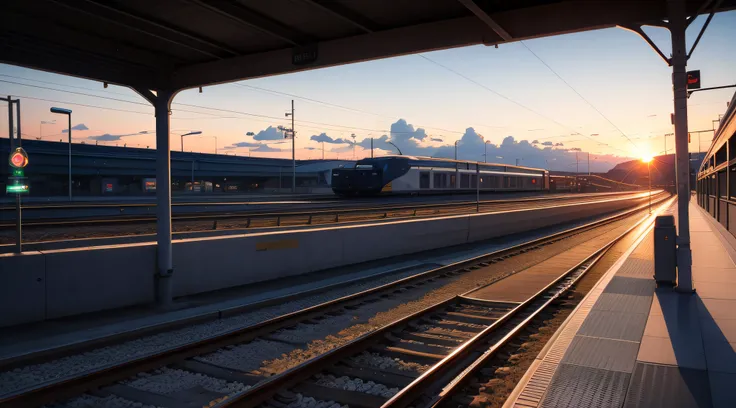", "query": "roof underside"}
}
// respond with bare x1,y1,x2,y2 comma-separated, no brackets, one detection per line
1,0,734,91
